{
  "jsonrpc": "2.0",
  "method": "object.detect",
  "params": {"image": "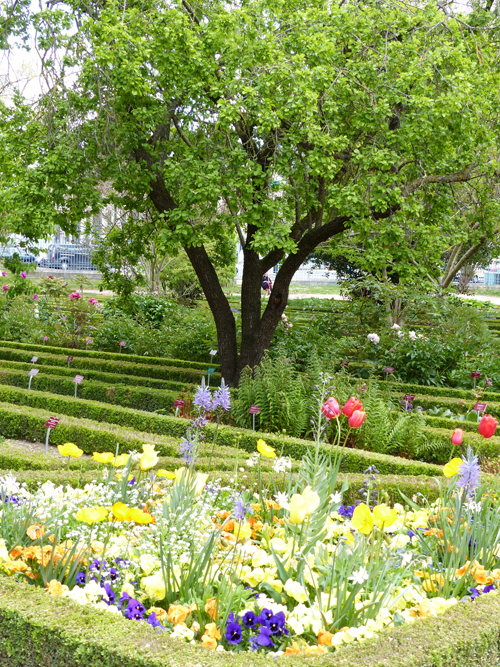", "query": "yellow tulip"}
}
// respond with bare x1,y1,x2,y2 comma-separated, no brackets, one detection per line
289,494,308,524
57,442,83,458
75,507,109,524
157,469,176,479
301,486,320,516
194,472,209,496
373,504,397,529
139,444,159,472
443,458,463,478
174,468,208,496
92,452,115,464
256,439,276,458
112,454,130,467
351,503,374,535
